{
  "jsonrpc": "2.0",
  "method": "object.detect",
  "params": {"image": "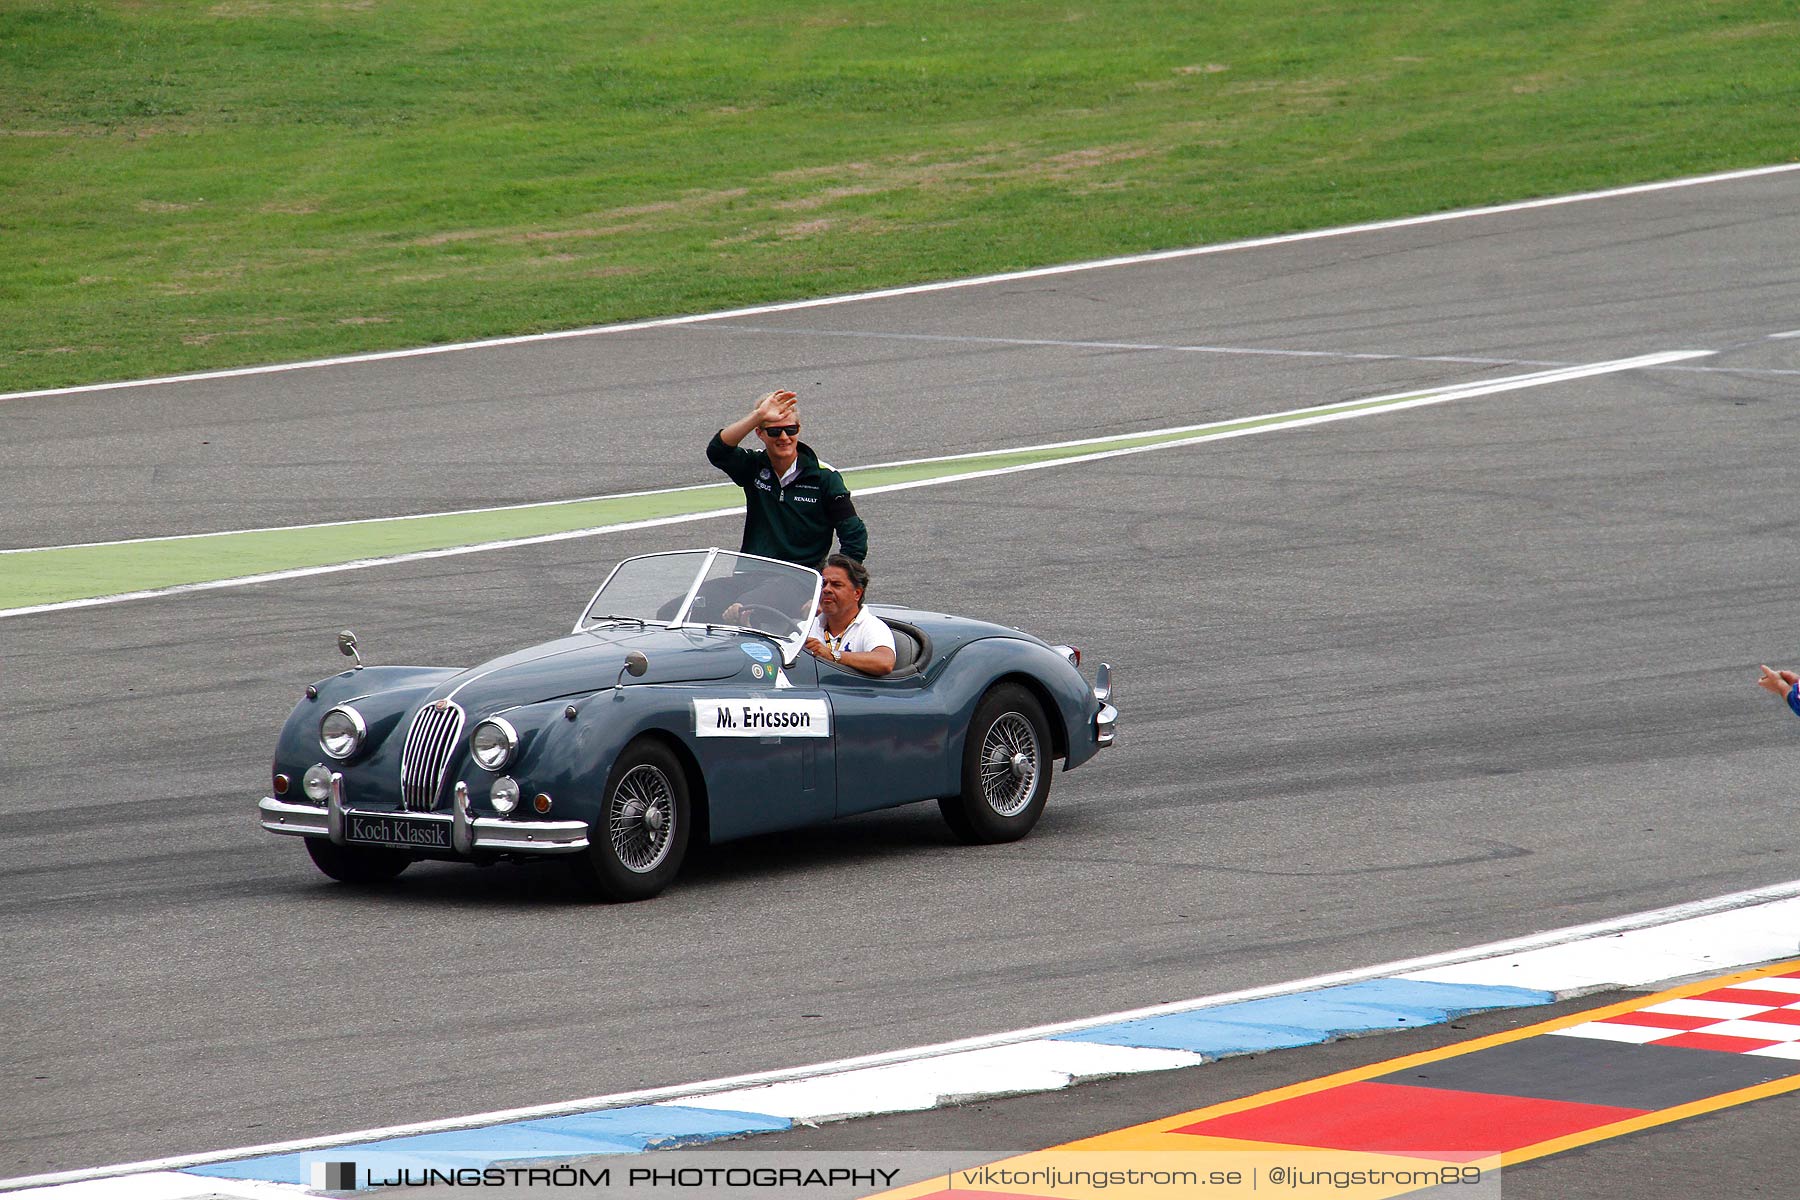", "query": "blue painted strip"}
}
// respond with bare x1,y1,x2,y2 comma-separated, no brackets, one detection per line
1052,979,1554,1055
186,1104,790,1185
